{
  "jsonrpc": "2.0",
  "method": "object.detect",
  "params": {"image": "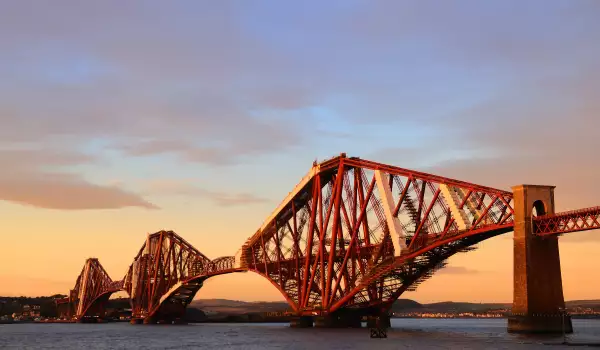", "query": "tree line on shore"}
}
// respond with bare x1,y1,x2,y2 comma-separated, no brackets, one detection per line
2,296,599,320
